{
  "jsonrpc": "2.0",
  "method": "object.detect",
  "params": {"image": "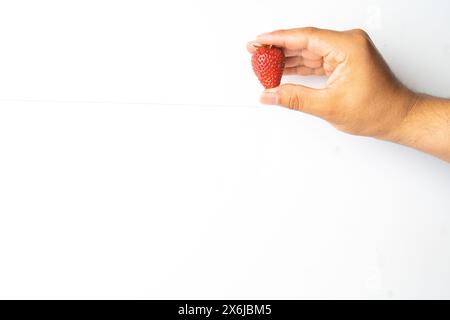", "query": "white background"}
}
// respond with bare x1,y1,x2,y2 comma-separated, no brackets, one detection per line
0,0,449,299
